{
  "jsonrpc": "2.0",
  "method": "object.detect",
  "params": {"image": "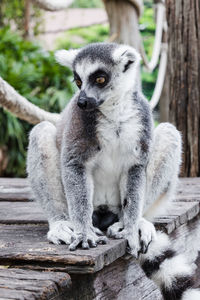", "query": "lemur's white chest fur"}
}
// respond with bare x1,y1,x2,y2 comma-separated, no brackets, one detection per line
88,95,142,211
